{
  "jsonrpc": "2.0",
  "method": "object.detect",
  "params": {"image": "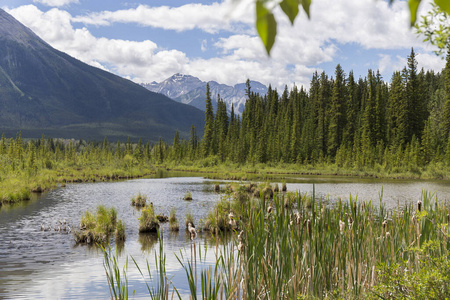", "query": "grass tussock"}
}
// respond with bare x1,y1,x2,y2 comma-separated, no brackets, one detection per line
138,205,159,233
184,192,193,201
75,205,121,244
169,208,179,232
131,192,147,207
